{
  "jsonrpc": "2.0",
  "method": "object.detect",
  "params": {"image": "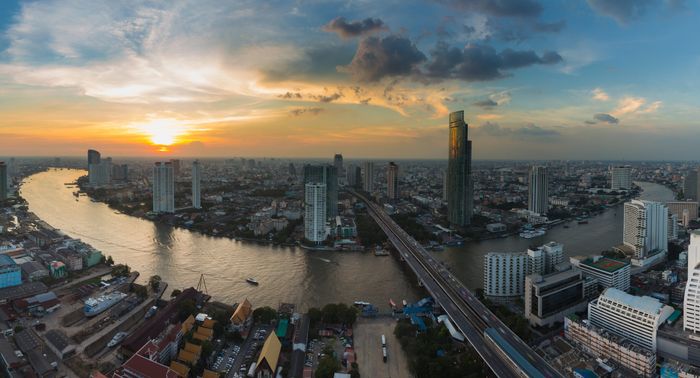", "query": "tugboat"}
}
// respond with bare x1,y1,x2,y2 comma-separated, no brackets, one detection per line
245,277,259,285
108,332,128,347
84,292,127,317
